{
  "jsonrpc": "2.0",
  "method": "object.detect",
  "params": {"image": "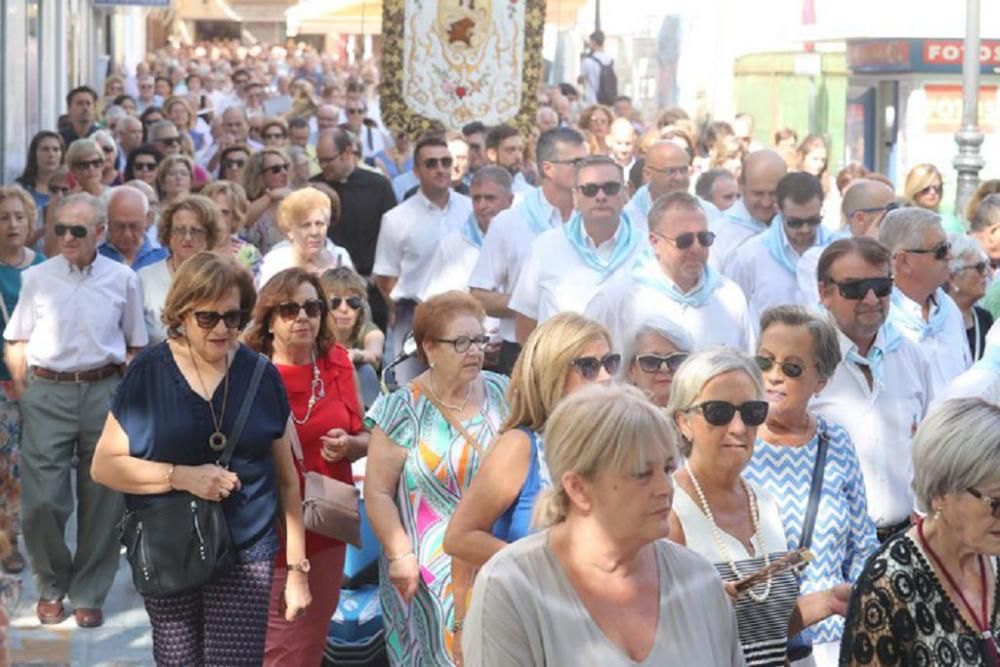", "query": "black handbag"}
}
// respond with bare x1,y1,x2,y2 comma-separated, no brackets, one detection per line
120,354,268,597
